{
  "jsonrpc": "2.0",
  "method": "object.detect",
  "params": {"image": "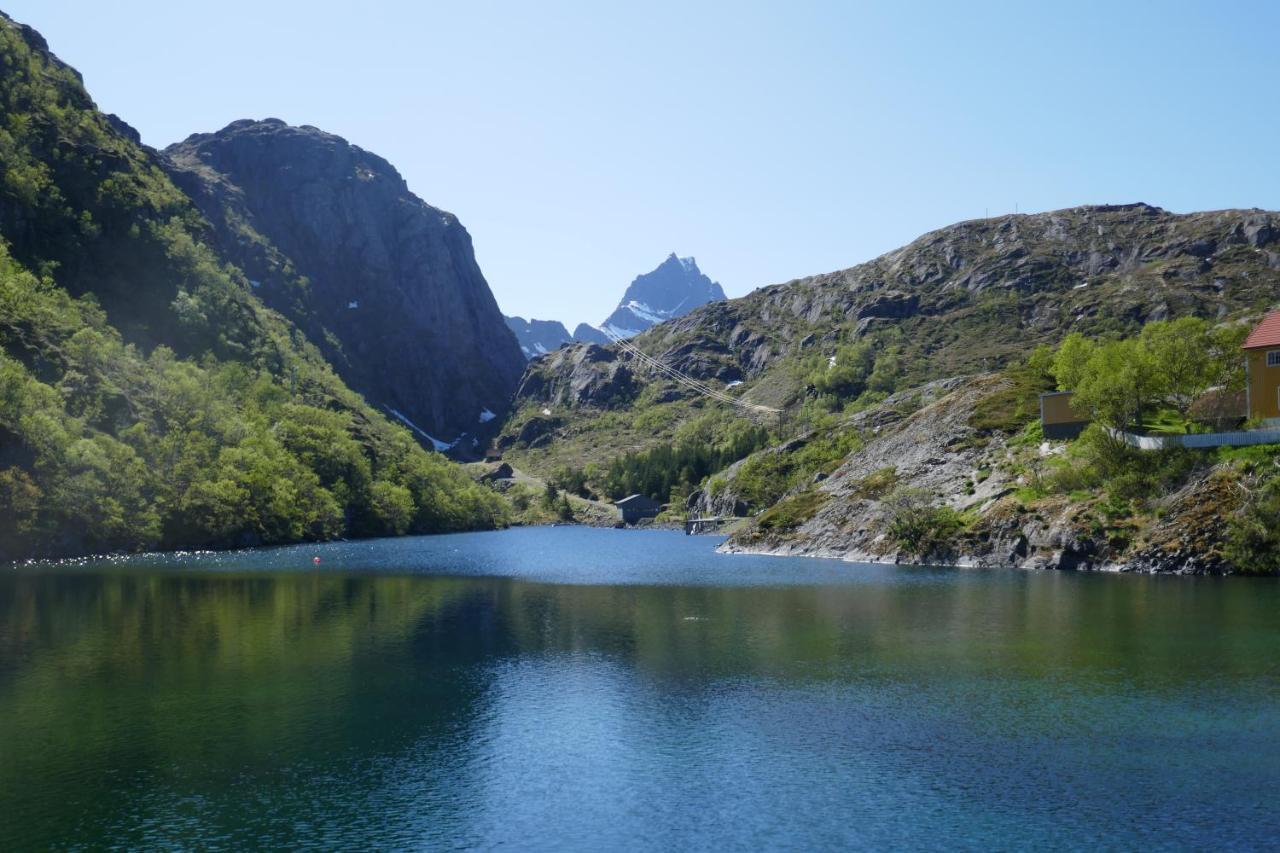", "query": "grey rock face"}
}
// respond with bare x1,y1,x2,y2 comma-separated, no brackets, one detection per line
162,119,525,442
600,253,726,338
514,344,637,408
